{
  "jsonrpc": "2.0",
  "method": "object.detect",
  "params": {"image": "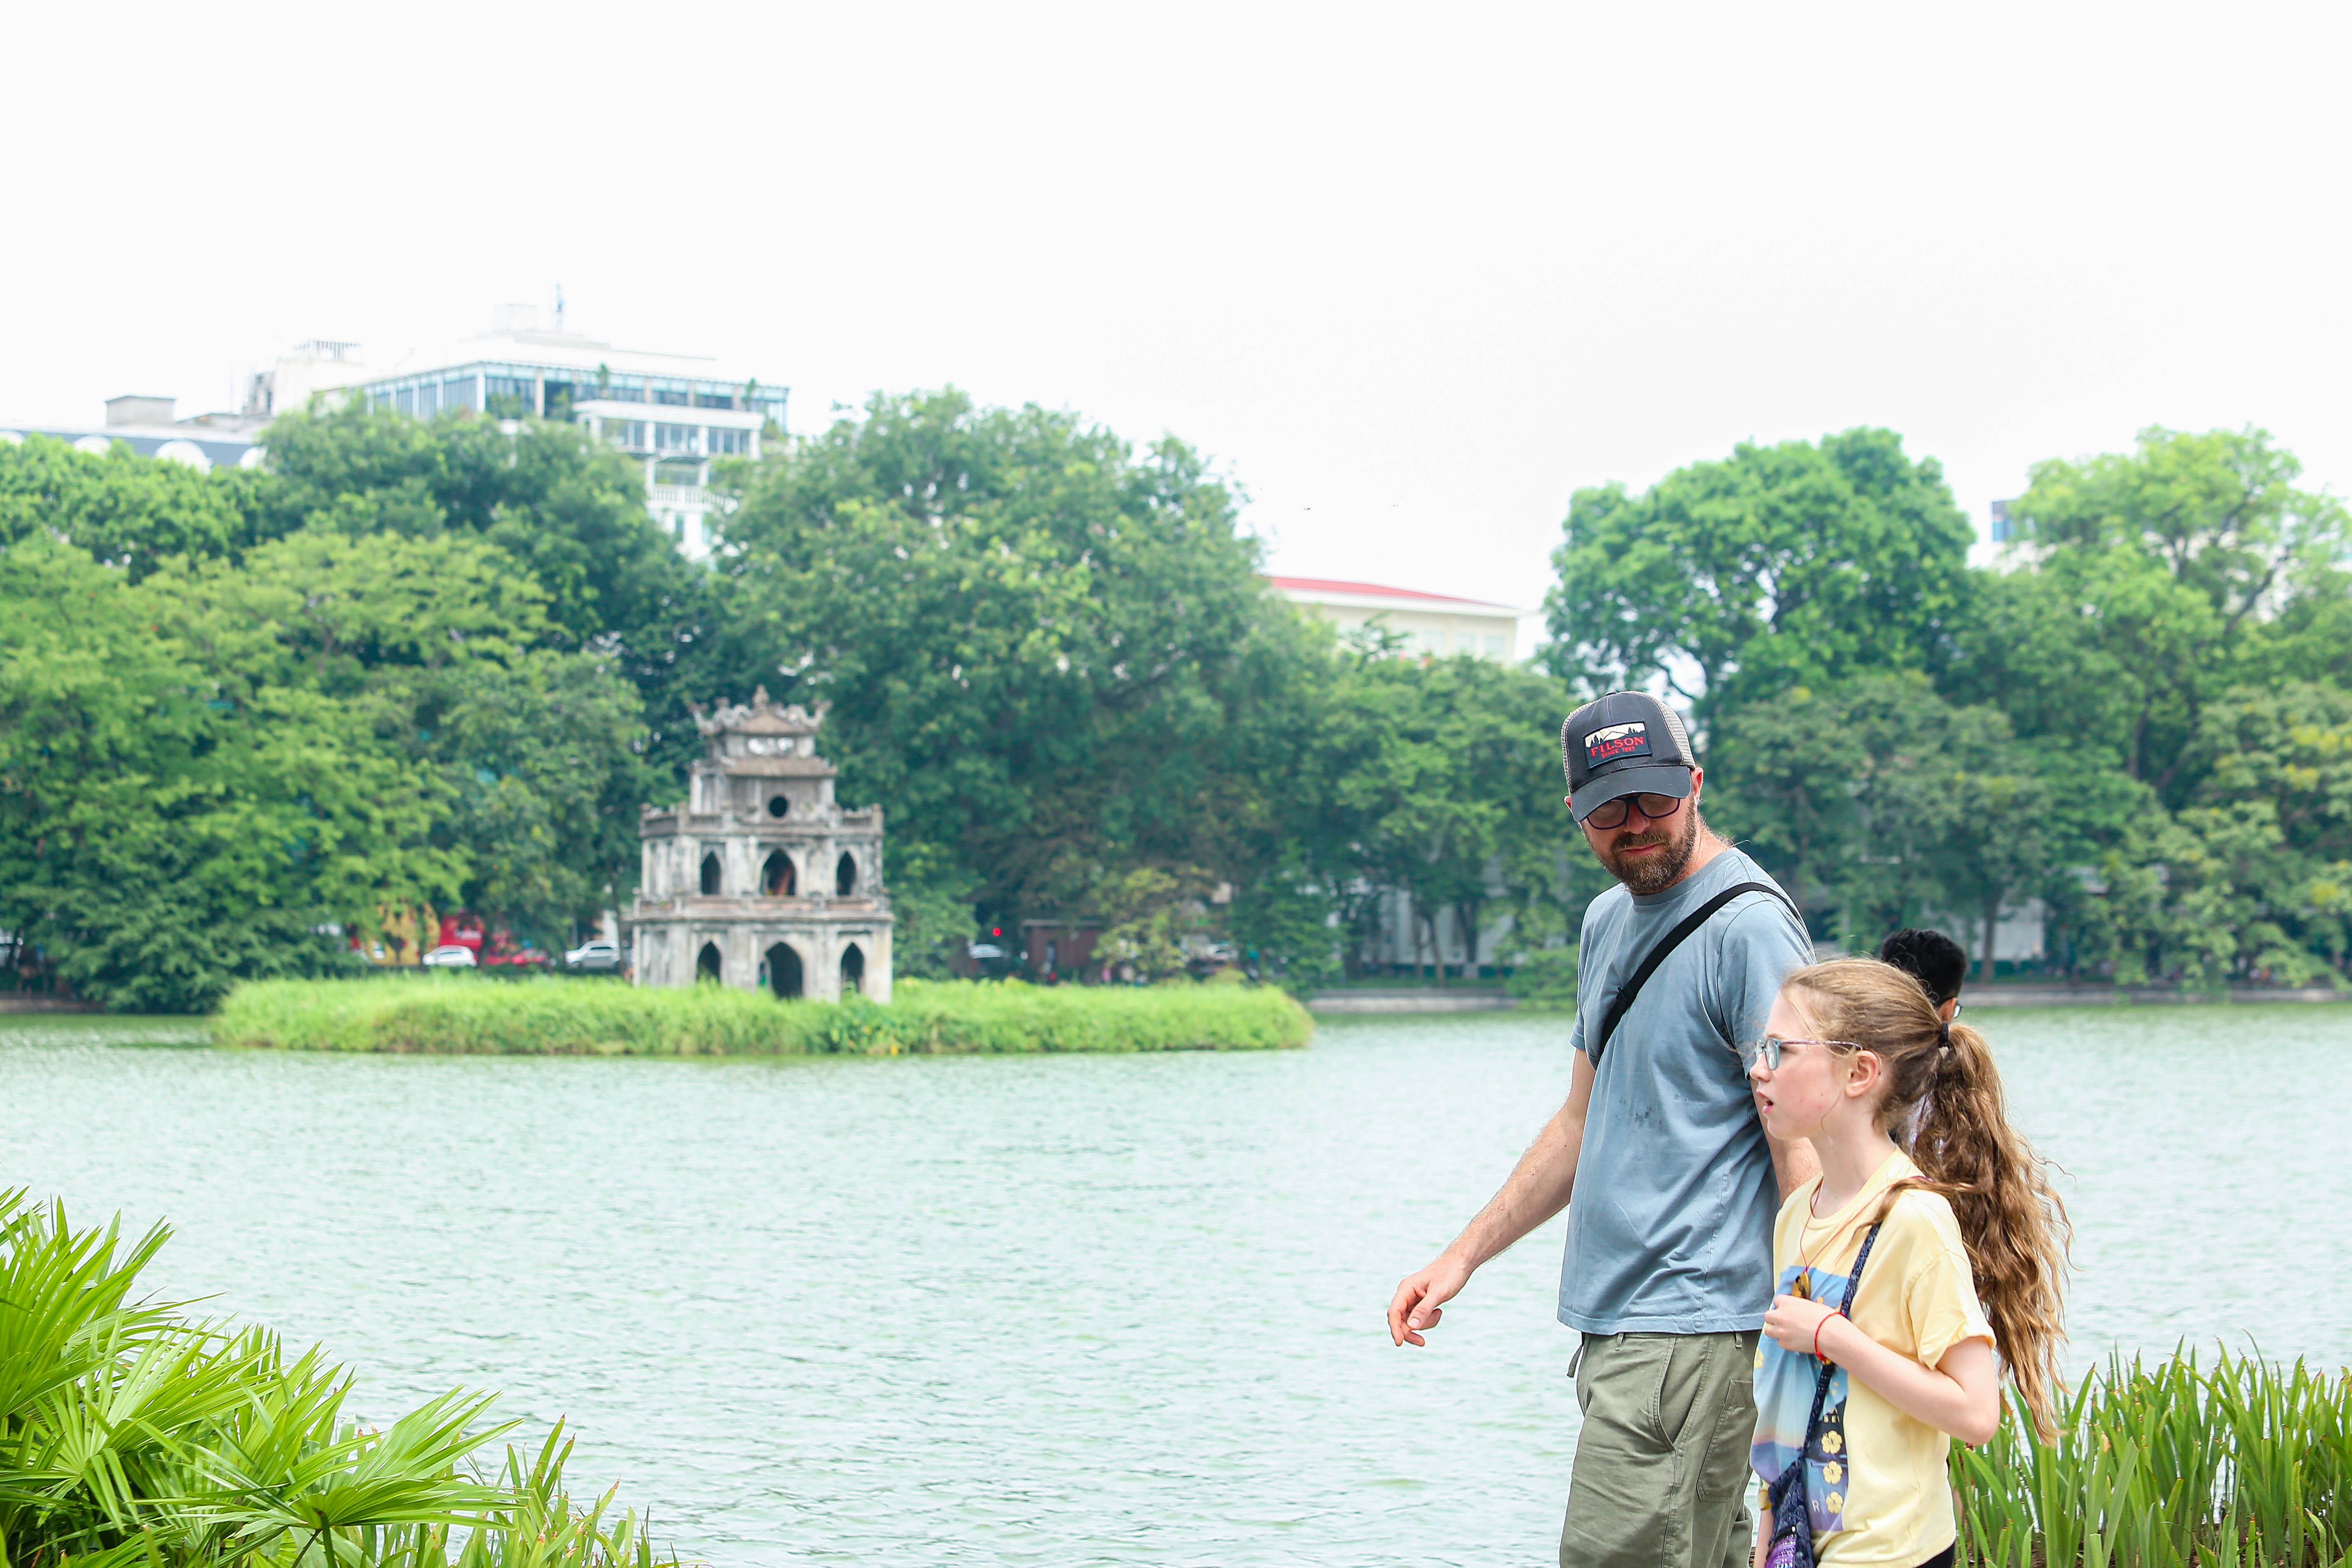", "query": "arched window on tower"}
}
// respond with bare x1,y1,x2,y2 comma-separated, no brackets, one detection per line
700,853,722,895
840,942,865,996
764,942,804,999
696,942,723,984
835,851,857,896
762,851,796,896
